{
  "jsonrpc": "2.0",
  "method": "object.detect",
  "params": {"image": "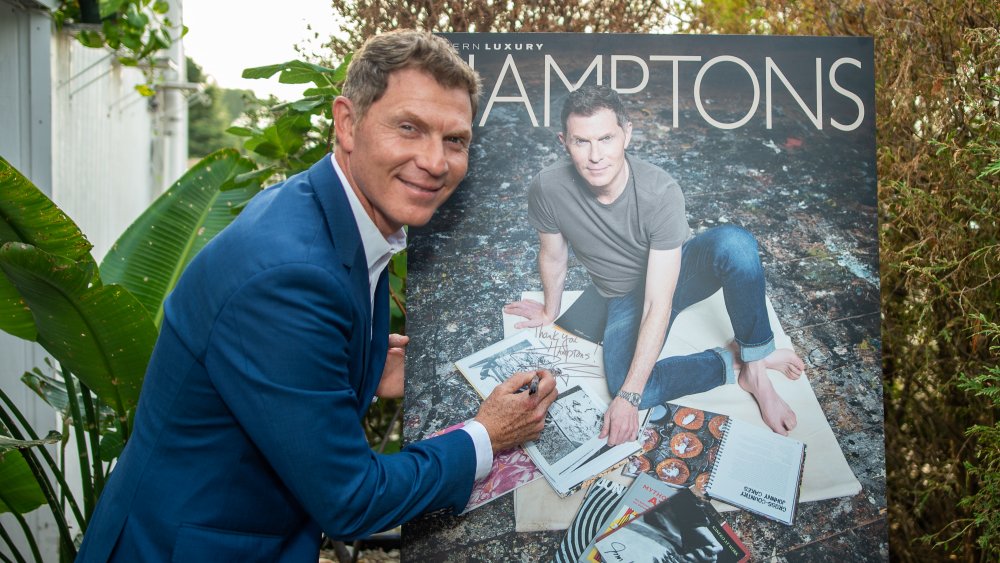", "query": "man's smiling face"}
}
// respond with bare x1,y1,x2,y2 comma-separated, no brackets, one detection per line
335,67,474,235
560,107,633,197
